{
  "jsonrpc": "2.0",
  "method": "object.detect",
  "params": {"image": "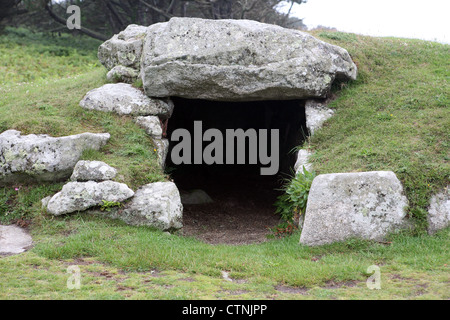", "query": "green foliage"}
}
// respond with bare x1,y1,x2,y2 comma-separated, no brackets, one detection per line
133,78,143,88
275,167,316,223
100,200,122,212
0,184,63,224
